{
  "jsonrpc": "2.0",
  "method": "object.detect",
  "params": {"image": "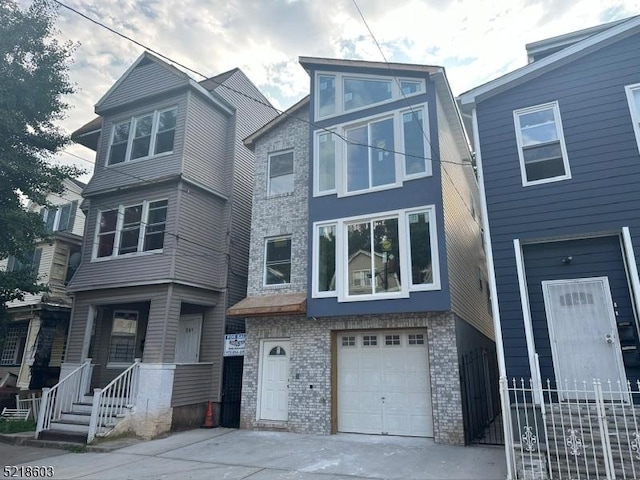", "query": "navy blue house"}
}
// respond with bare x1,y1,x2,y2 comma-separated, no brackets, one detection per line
459,16,640,393
231,57,495,445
